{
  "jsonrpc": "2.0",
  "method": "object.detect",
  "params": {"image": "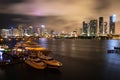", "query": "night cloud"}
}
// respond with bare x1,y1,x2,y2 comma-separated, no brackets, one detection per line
0,0,120,33
94,0,111,12
0,0,26,4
